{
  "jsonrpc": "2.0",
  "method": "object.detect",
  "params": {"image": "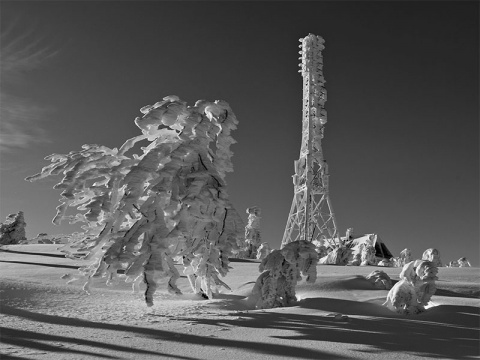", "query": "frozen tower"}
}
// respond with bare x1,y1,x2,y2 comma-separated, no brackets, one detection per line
282,34,338,248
